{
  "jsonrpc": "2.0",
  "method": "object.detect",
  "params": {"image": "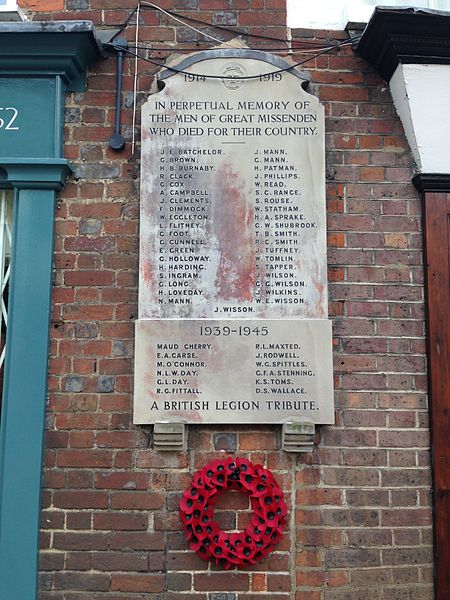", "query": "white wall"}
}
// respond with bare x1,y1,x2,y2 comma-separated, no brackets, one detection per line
0,0,18,11
287,0,450,30
390,63,450,173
